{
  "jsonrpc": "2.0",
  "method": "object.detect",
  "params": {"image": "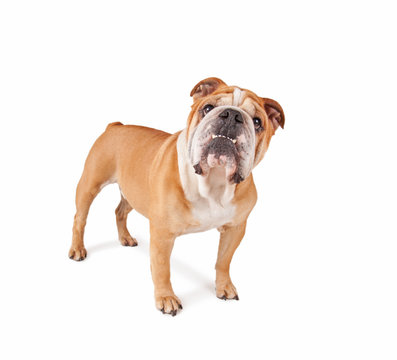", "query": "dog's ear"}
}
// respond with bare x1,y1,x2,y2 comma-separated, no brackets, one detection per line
262,98,285,130
190,77,227,101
